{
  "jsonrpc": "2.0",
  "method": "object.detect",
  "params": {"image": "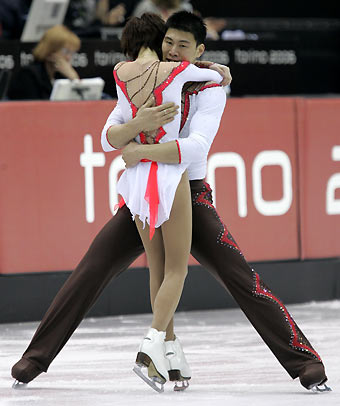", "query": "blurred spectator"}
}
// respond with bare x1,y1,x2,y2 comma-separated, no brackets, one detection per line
203,17,227,40
7,25,81,100
64,0,98,33
131,1,224,39
96,0,138,25
64,0,138,37
0,0,32,39
132,0,192,21
187,0,227,40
